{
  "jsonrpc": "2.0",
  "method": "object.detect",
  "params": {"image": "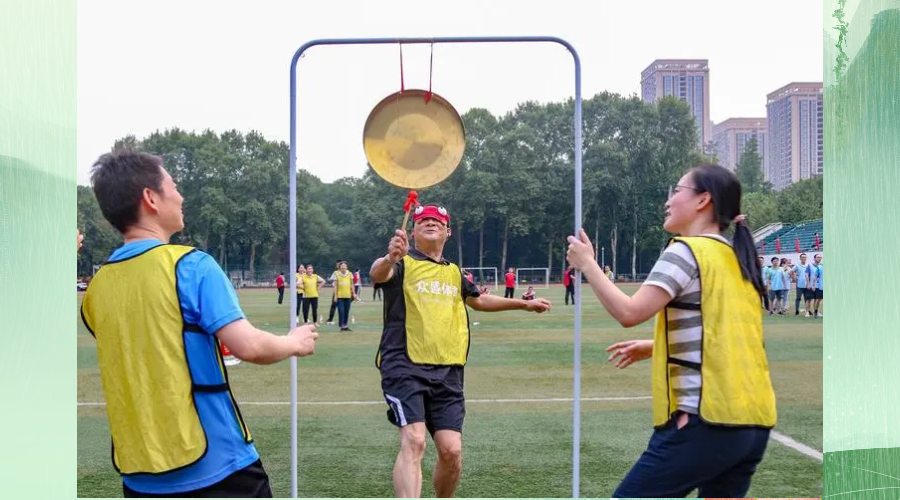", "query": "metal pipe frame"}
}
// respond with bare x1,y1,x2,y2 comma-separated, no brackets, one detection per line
289,36,583,498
